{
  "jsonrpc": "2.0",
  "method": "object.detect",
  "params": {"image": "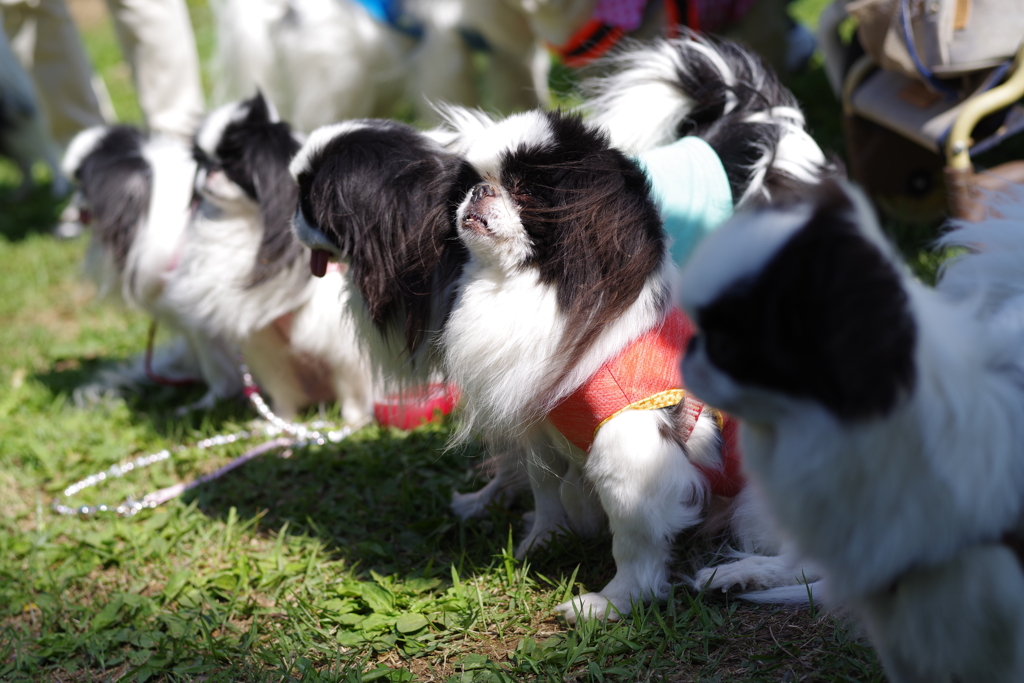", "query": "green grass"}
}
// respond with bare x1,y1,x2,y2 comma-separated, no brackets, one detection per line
0,241,888,682
0,0,972,680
